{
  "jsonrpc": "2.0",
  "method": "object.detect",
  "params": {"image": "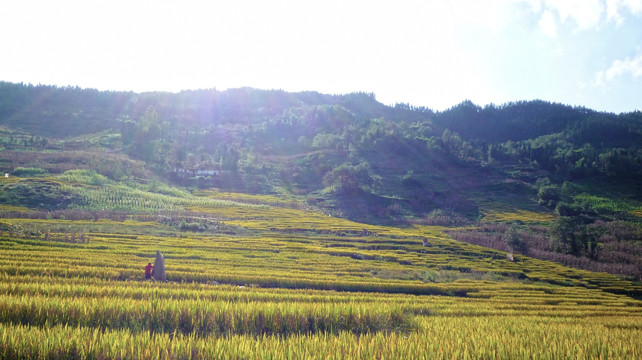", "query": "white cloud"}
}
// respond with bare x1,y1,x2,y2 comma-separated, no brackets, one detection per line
607,0,642,24
523,0,543,13
626,0,642,13
526,0,642,34
522,0,604,37
594,53,642,87
538,10,558,37
545,0,604,30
